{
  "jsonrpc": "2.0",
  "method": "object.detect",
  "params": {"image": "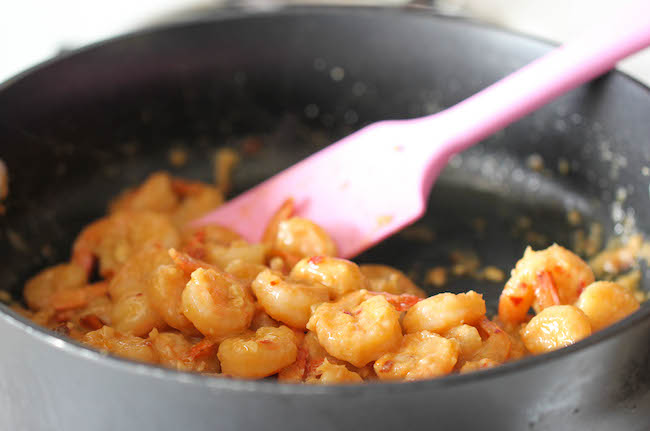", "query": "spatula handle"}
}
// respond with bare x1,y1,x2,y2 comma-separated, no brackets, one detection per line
414,0,650,154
